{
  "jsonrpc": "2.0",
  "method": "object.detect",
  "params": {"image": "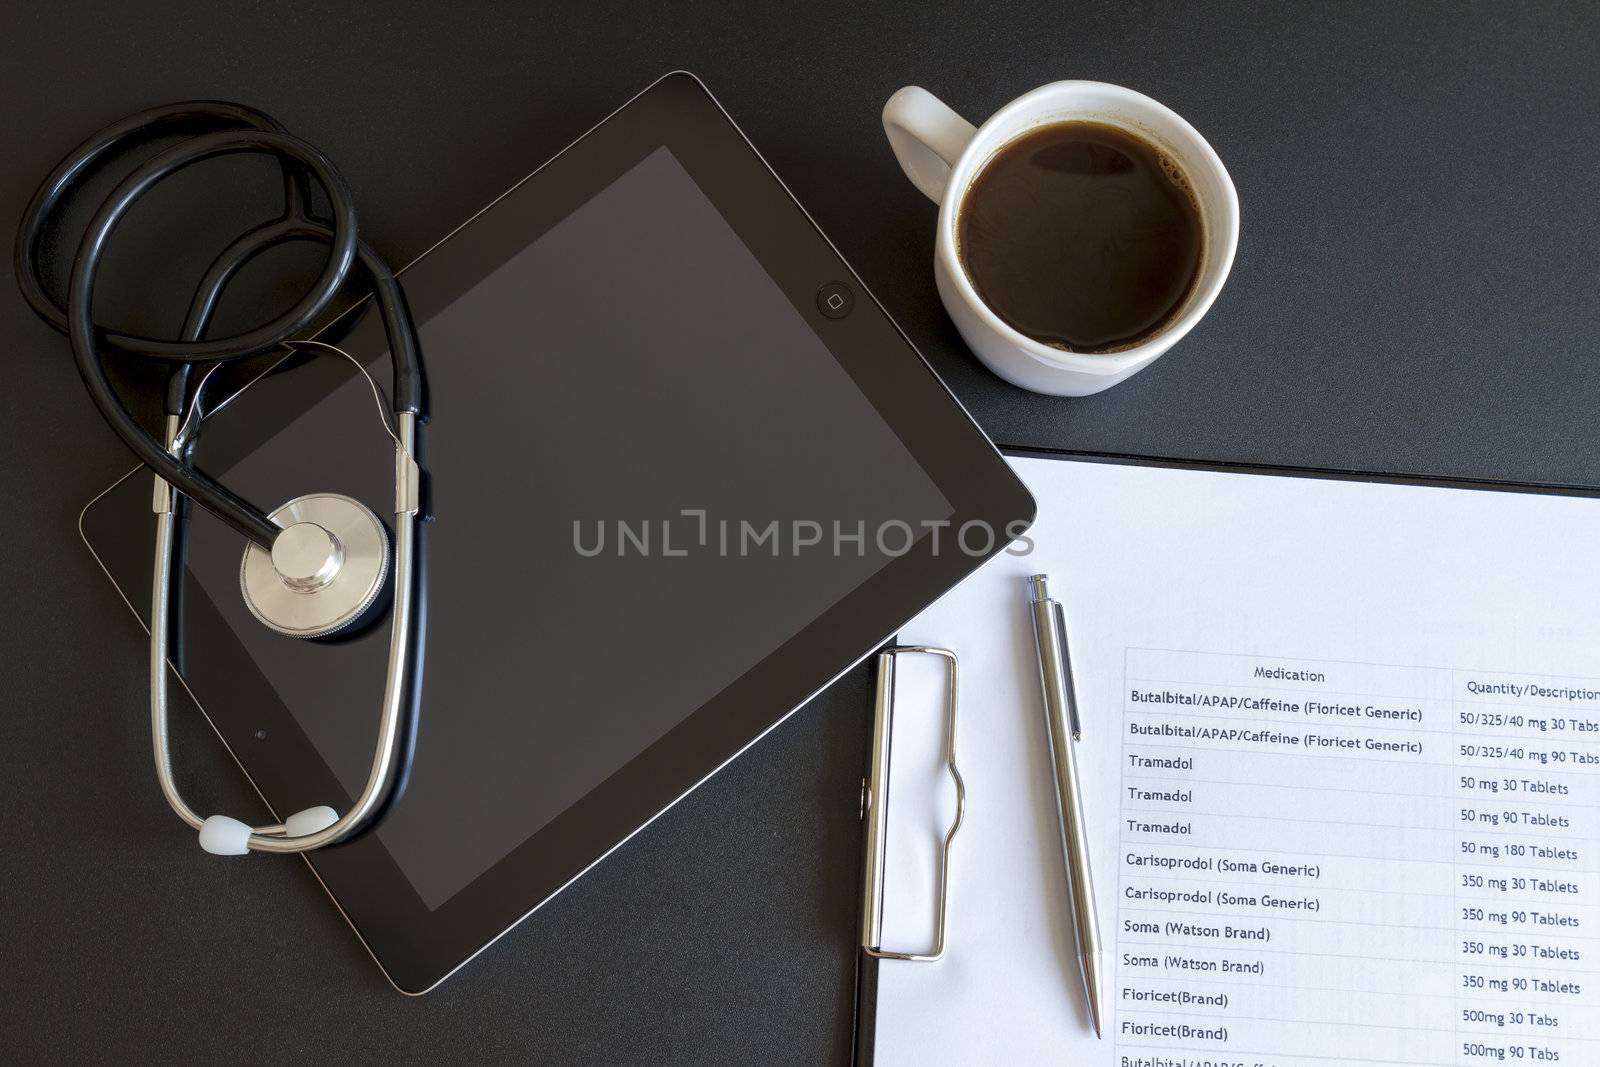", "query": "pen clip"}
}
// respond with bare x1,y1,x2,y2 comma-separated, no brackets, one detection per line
1053,601,1081,742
